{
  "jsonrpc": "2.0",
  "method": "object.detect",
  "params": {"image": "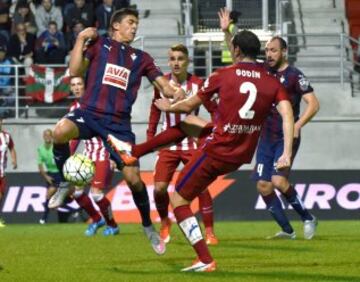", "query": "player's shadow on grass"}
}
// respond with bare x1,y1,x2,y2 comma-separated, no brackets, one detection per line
219,240,312,252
